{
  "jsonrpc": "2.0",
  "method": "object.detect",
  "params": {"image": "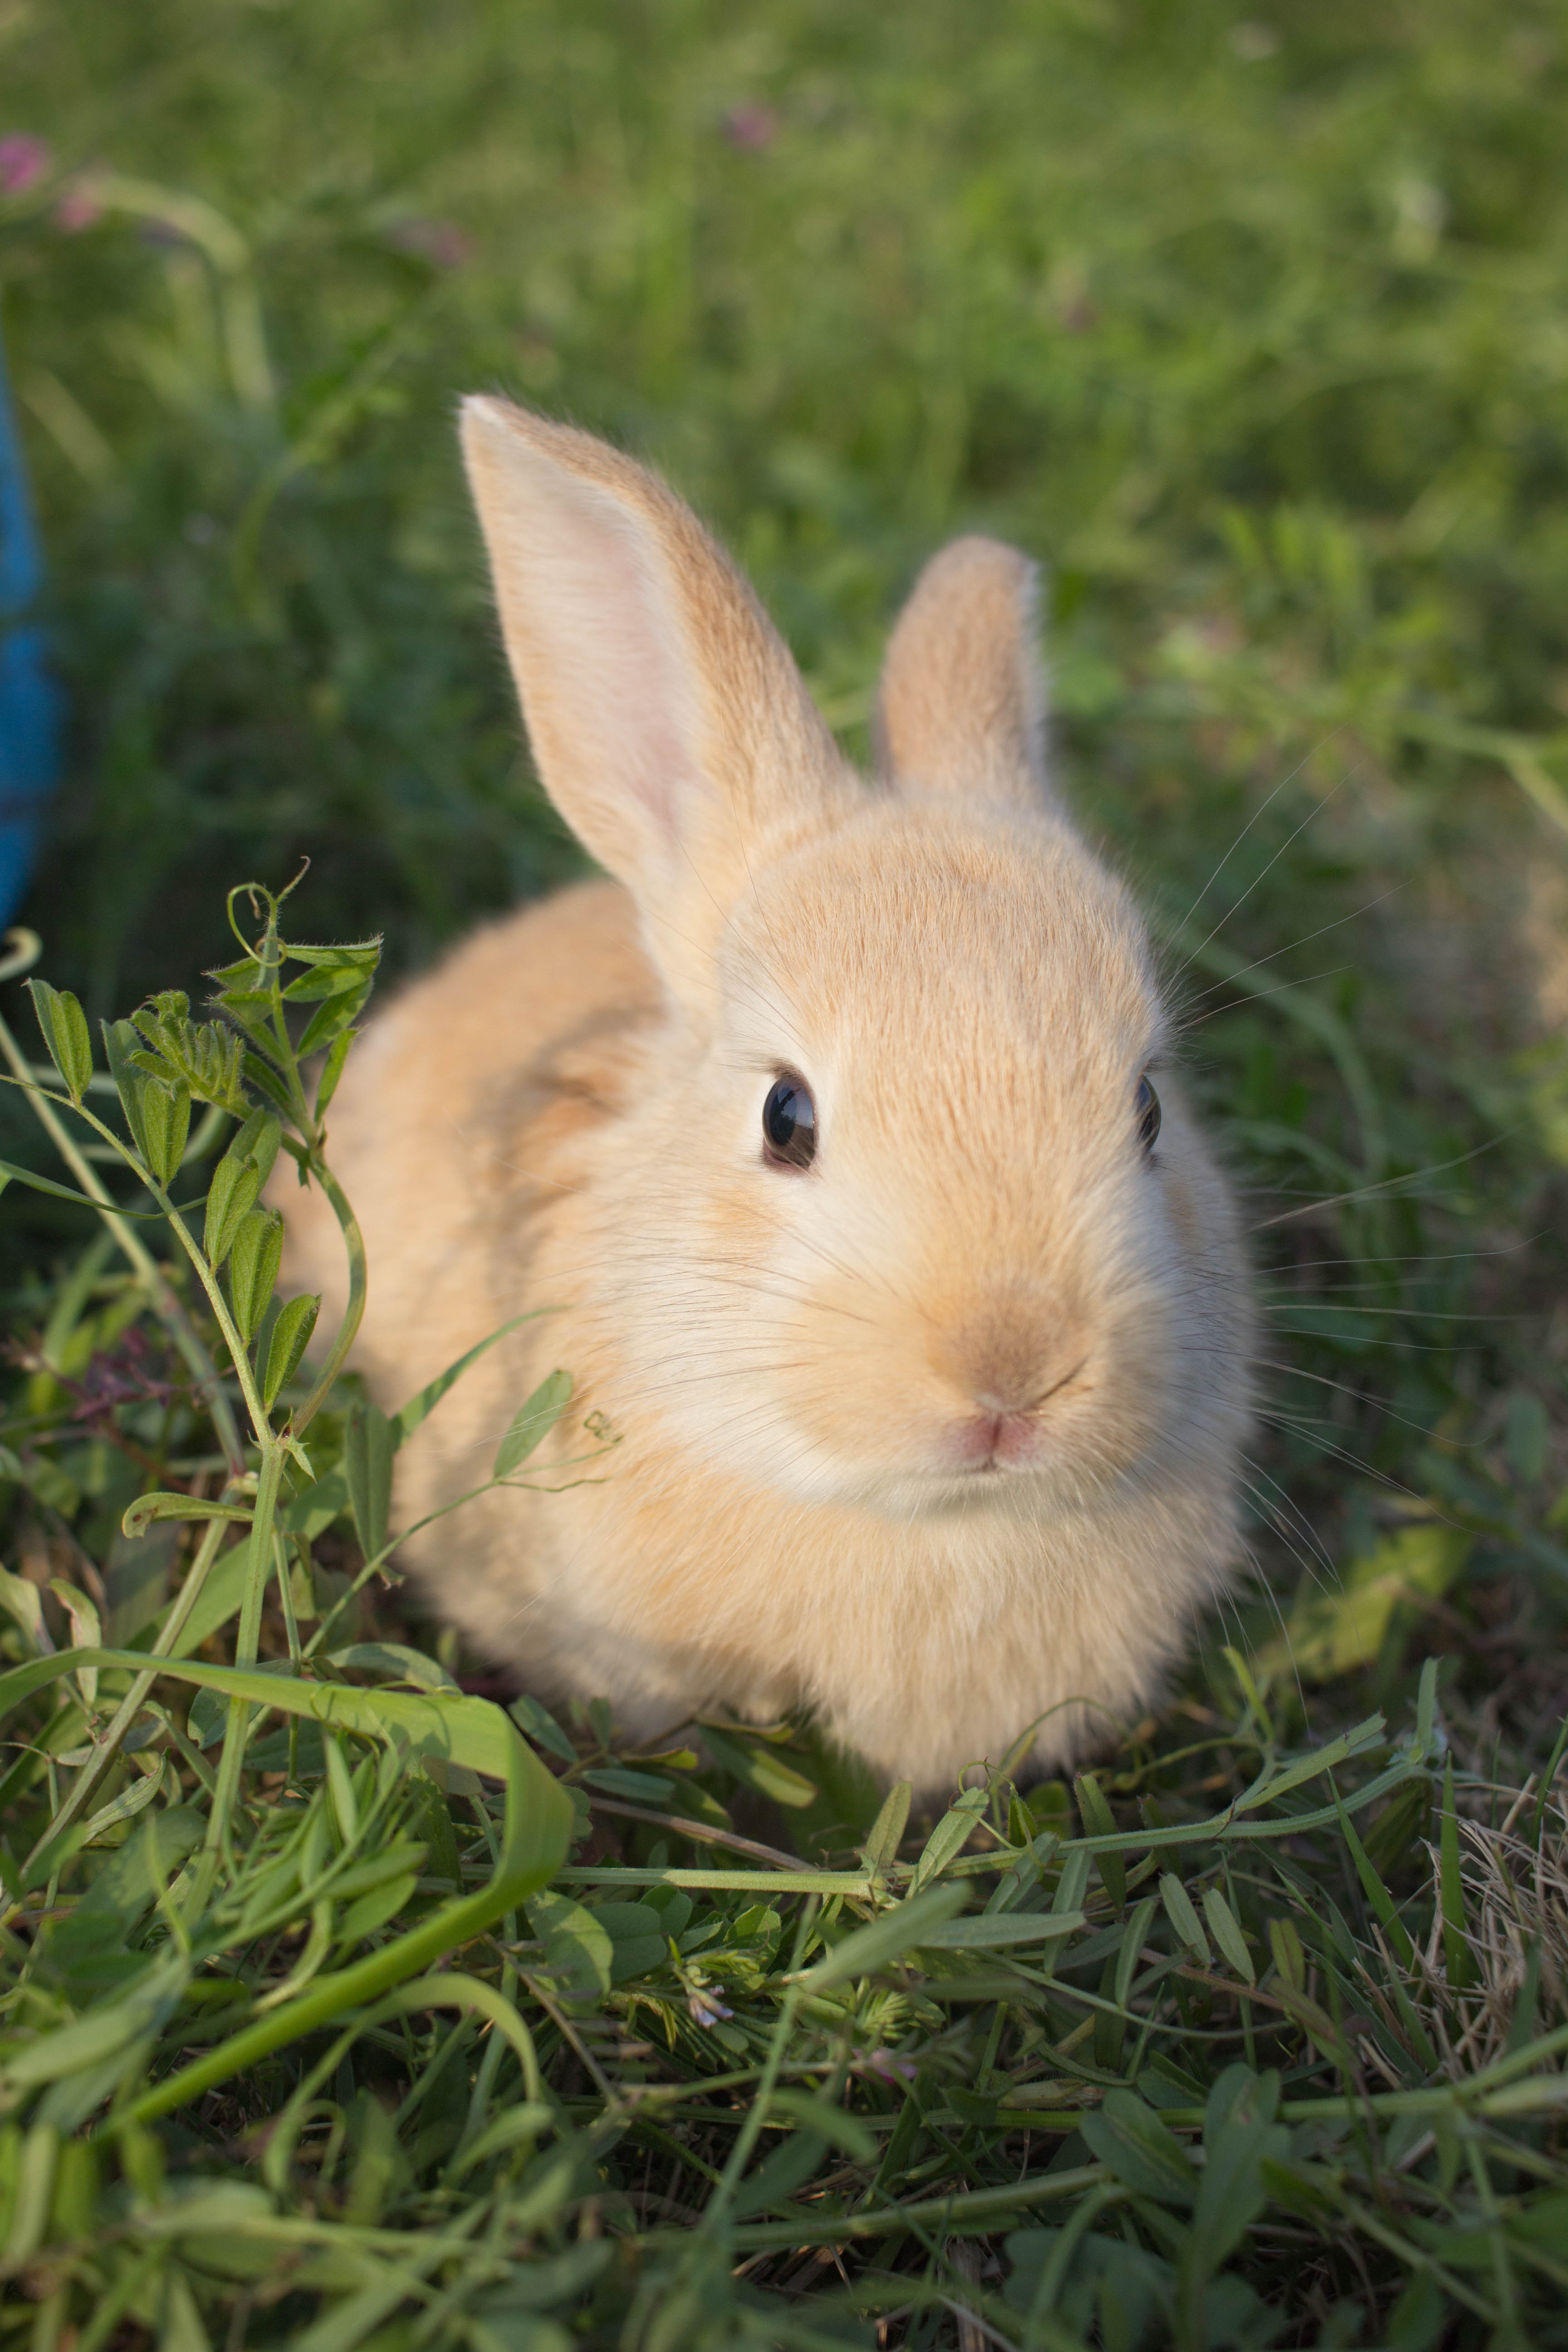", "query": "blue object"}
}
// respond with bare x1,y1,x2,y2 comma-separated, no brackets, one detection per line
0,315,62,929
